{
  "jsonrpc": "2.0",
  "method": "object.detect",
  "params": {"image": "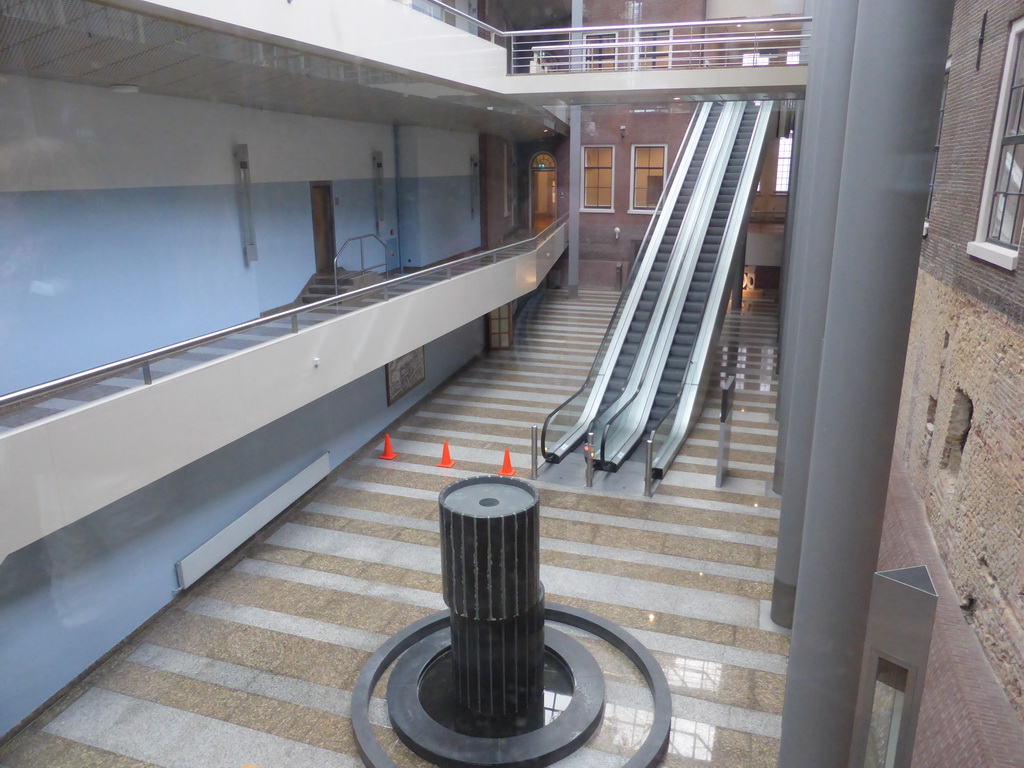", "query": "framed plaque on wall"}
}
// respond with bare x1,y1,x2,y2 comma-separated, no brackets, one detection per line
385,347,426,406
